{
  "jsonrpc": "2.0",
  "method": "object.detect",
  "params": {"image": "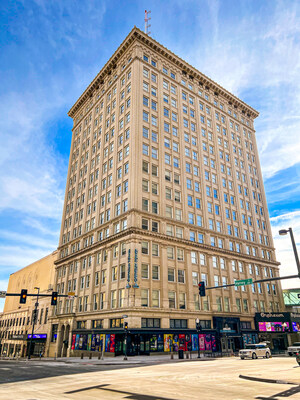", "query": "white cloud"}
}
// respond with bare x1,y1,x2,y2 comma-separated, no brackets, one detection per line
185,1,300,181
